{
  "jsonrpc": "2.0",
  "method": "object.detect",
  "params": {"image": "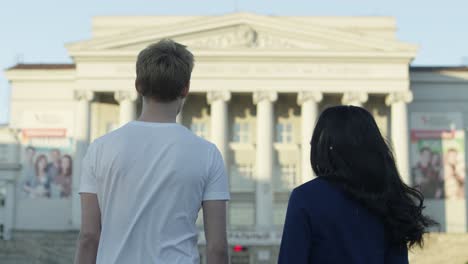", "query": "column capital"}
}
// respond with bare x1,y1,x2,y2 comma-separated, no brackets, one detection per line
385,91,413,106
74,90,94,101
297,91,323,105
253,91,278,104
207,90,231,104
341,92,368,106
114,90,138,103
